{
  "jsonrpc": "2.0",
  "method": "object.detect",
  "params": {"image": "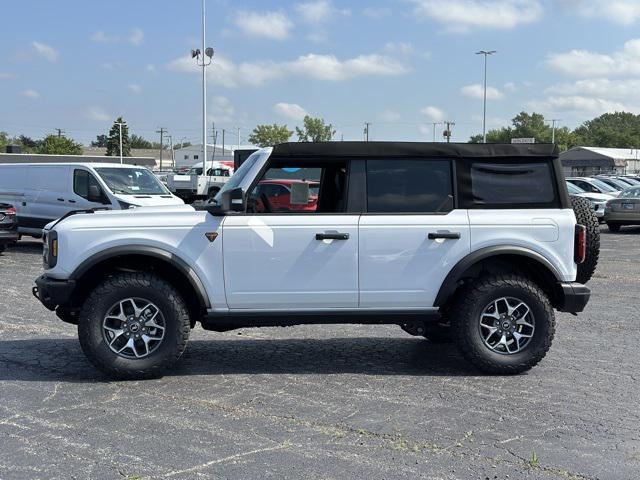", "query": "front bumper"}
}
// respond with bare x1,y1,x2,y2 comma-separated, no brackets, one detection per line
557,282,590,314
33,275,76,311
